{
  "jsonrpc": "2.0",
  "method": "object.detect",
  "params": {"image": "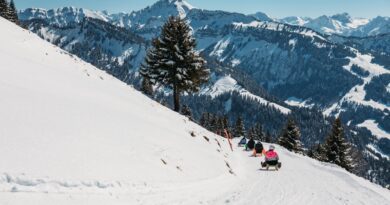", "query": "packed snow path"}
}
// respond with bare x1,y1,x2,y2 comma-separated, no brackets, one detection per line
0,17,389,205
